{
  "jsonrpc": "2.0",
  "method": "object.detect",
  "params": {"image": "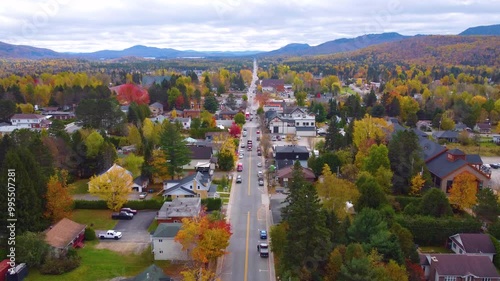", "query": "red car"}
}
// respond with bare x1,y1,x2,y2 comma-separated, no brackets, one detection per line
256,130,260,134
